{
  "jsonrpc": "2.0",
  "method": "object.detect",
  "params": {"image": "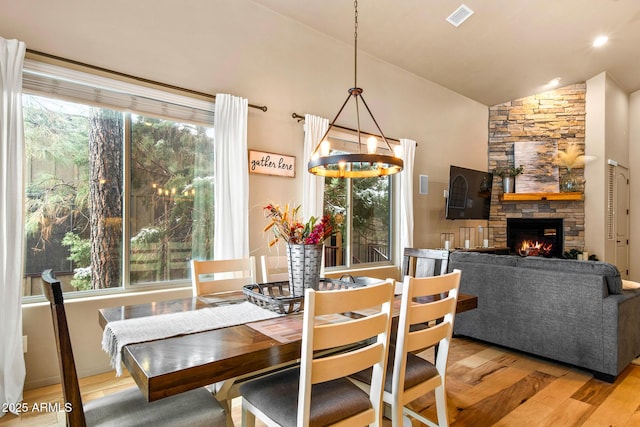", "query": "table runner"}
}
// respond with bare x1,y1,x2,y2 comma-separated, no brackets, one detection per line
102,301,282,376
